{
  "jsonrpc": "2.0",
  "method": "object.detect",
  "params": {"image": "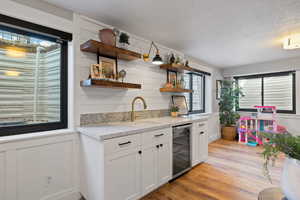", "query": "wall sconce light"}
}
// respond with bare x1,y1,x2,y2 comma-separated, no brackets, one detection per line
143,41,163,65
283,34,300,50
